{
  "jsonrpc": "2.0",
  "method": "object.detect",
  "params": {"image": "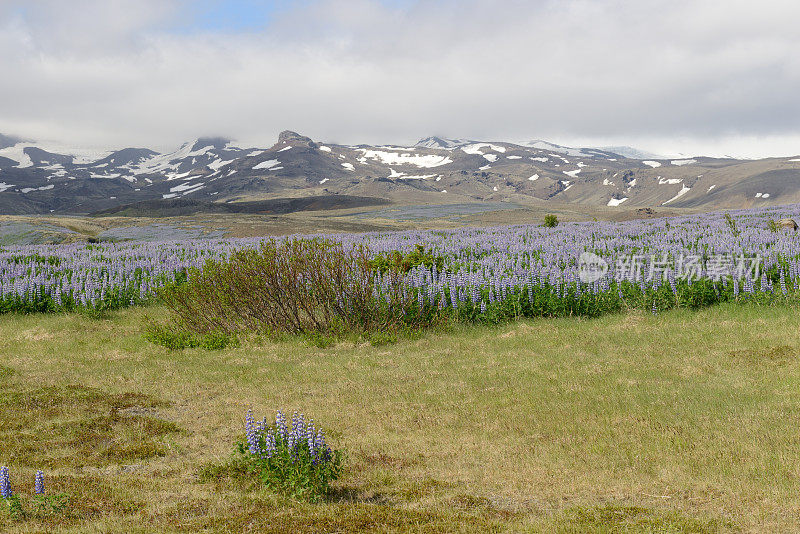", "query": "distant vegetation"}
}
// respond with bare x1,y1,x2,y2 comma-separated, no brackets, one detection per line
543,214,559,227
